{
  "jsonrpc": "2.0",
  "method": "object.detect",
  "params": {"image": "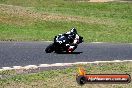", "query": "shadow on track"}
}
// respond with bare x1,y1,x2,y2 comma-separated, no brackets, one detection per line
55,52,83,54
